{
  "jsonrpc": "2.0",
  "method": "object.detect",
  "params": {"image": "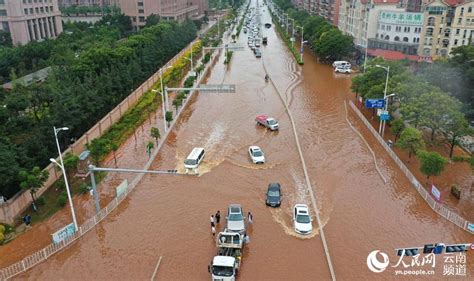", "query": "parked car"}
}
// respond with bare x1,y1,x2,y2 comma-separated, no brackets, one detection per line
226,204,246,234
293,204,312,235
255,49,262,58
265,23,272,28
248,146,265,164
334,66,352,74
266,183,281,207
332,60,351,69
